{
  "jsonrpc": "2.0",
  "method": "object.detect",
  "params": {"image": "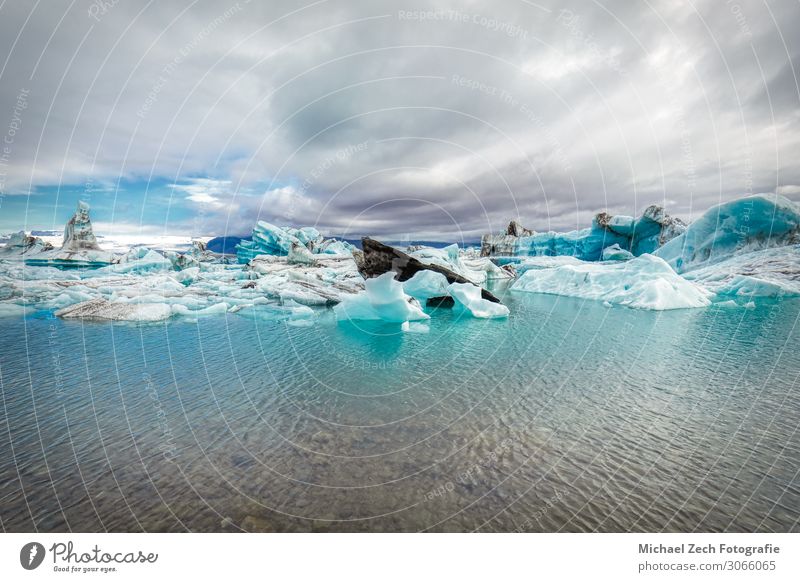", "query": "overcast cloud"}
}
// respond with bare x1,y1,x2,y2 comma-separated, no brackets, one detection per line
0,0,798,240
